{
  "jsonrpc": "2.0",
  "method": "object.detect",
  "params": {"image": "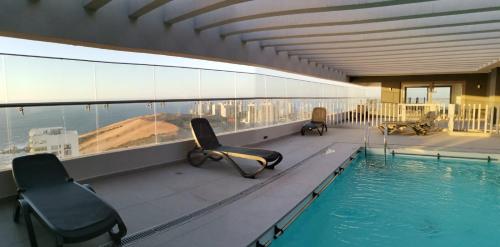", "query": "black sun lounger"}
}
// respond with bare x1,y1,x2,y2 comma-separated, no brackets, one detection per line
187,118,283,179
12,153,127,247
